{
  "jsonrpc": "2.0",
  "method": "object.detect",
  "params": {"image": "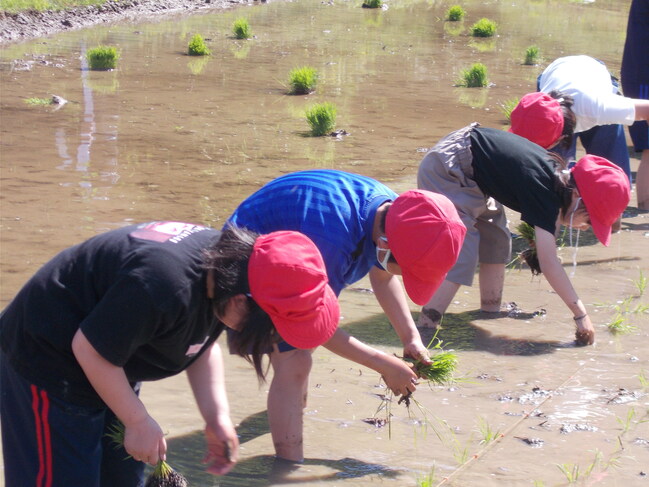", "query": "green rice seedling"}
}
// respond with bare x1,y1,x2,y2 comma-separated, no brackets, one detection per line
457,63,488,88
477,416,502,445
404,350,458,386
606,312,637,334
616,407,636,434
362,0,382,8
416,466,438,486
639,369,648,389
557,463,580,484
232,17,251,39
86,45,119,70
500,97,519,122
632,269,647,297
523,45,540,65
446,5,466,21
106,421,188,487
470,18,497,37
515,221,541,275
188,33,210,56
25,97,53,105
305,102,337,136
288,66,318,95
